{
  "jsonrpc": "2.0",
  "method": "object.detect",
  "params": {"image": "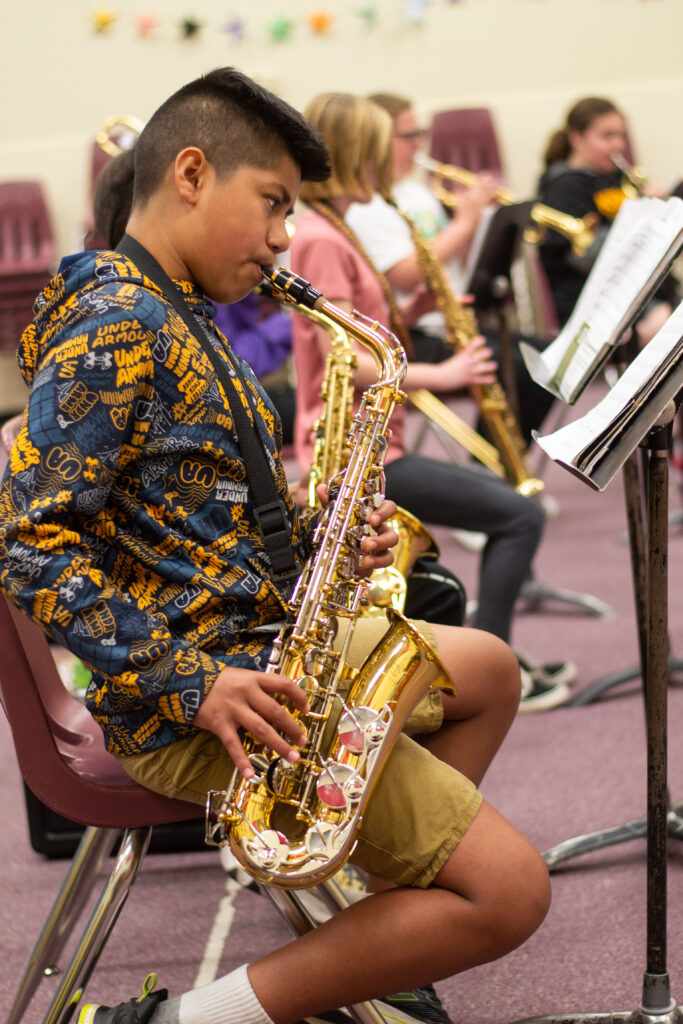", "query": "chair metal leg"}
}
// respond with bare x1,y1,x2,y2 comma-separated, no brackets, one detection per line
6,826,119,1024
41,827,153,1024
